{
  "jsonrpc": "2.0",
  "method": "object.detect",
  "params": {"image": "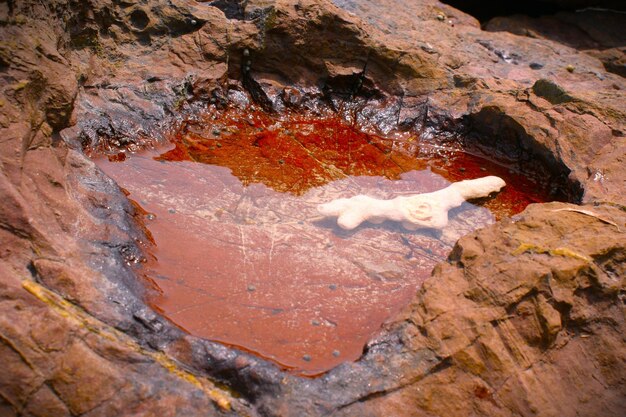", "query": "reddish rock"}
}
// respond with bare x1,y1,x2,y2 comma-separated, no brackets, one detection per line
486,9,626,77
0,0,624,416
333,202,626,417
